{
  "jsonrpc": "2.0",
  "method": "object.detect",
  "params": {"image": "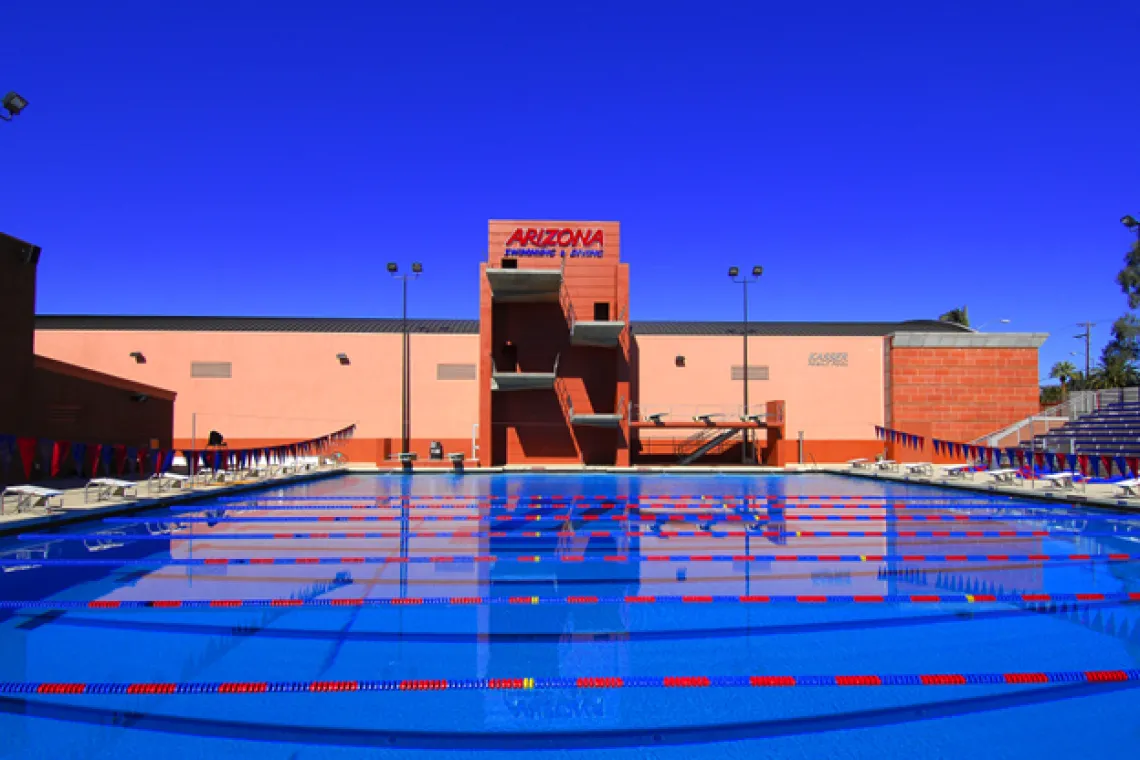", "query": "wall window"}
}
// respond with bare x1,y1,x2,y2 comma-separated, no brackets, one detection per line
437,363,477,380
675,356,686,367
731,365,769,380
190,361,232,378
